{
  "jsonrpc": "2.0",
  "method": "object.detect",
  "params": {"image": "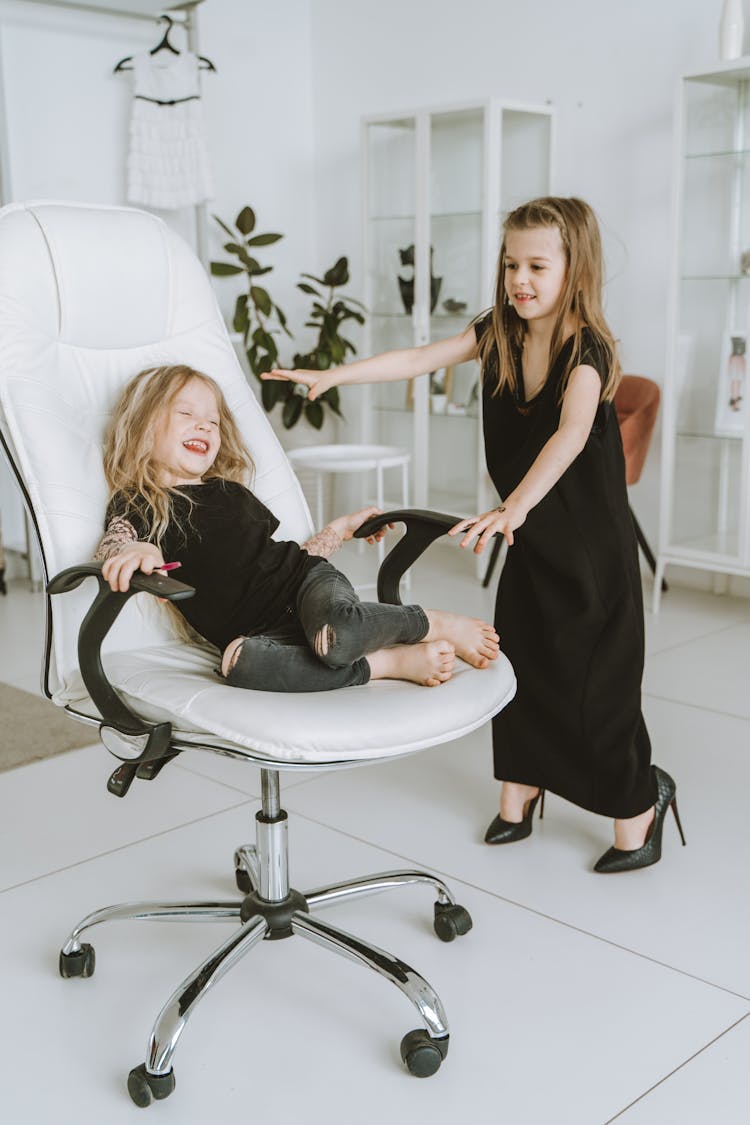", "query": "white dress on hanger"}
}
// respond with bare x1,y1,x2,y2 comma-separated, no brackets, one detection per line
127,51,213,210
